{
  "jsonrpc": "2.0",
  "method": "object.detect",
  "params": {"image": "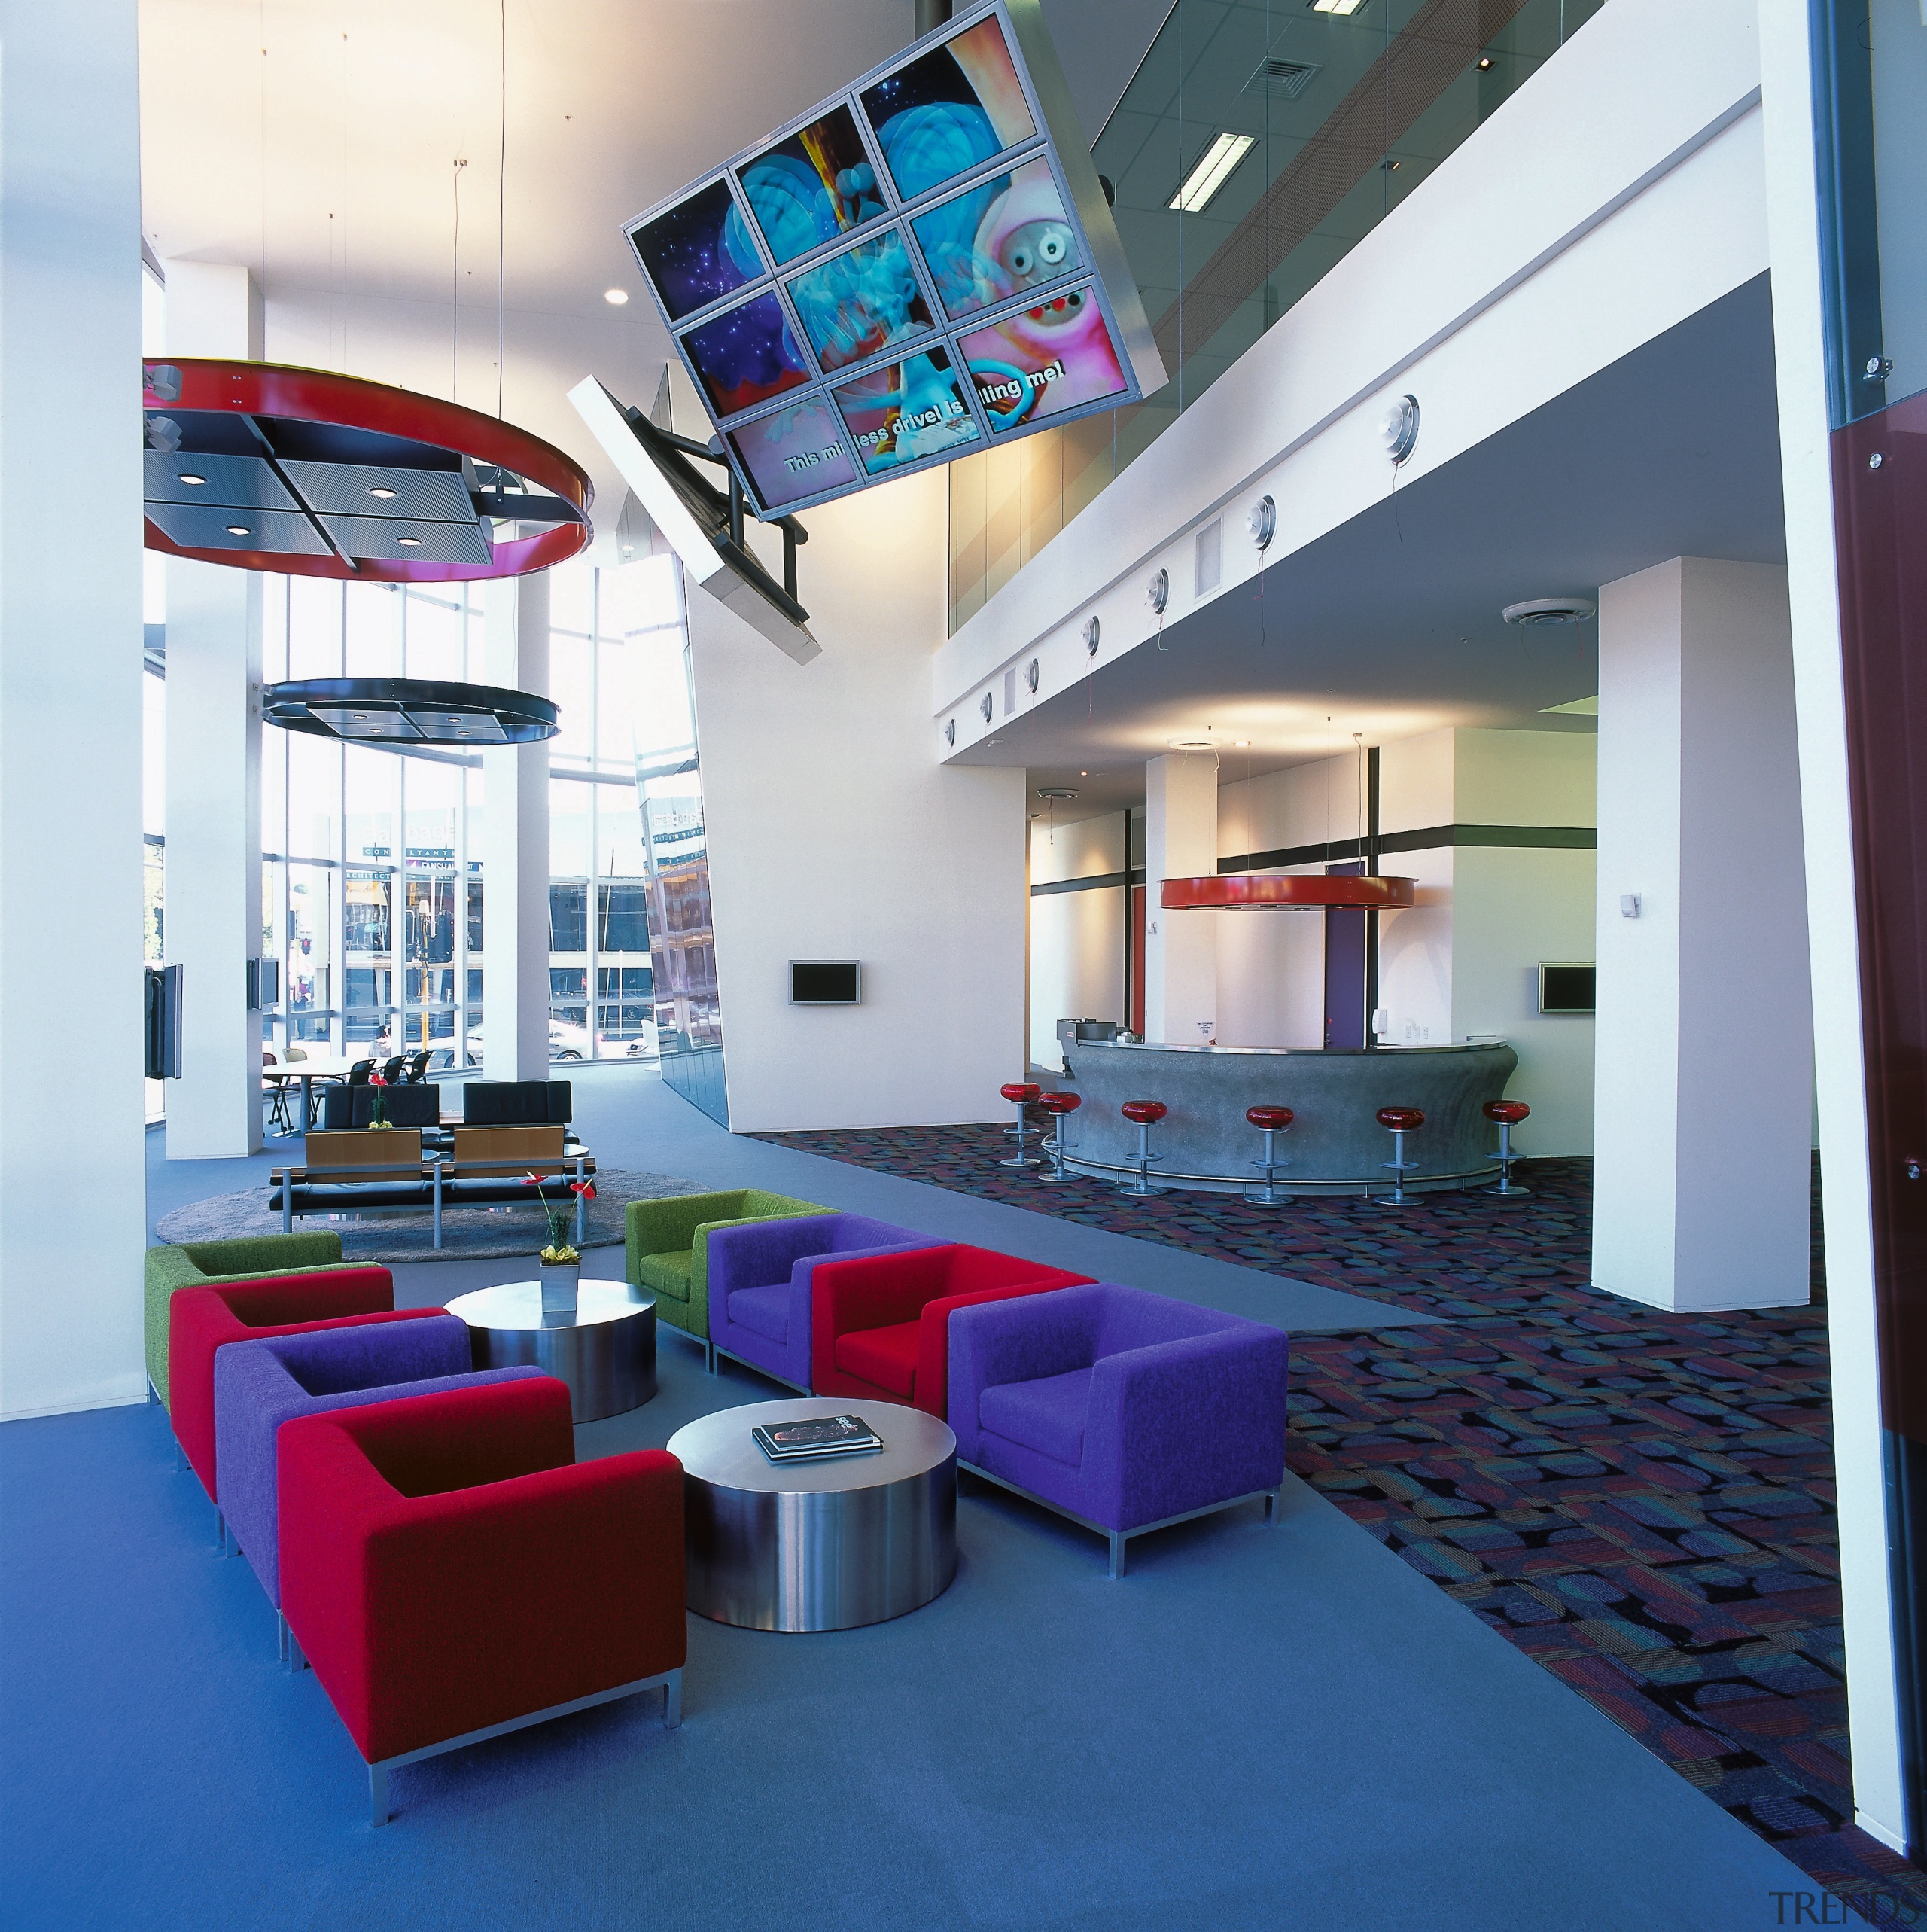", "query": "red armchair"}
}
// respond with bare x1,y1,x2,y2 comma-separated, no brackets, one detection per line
811,1244,1092,1419
168,1268,426,1505
277,1376,686,1825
